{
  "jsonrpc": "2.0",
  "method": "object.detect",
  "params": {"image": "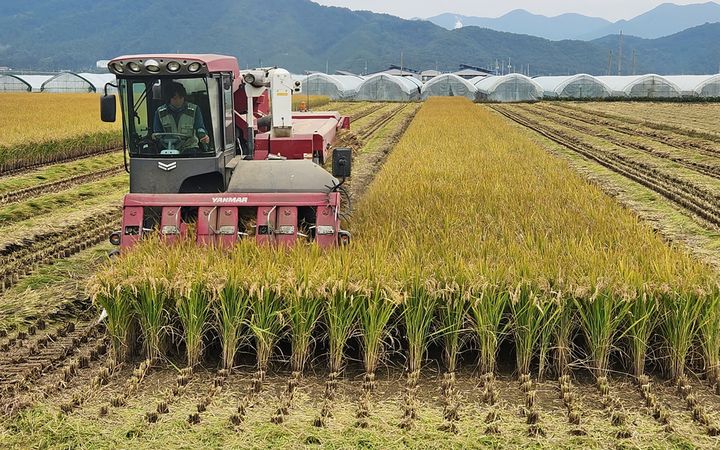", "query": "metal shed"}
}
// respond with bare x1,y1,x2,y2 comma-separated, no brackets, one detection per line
474,74,543,102
354,74,422,101
421,74,477,100
534,74,613,99
596,75,682,99
0,74,32,92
